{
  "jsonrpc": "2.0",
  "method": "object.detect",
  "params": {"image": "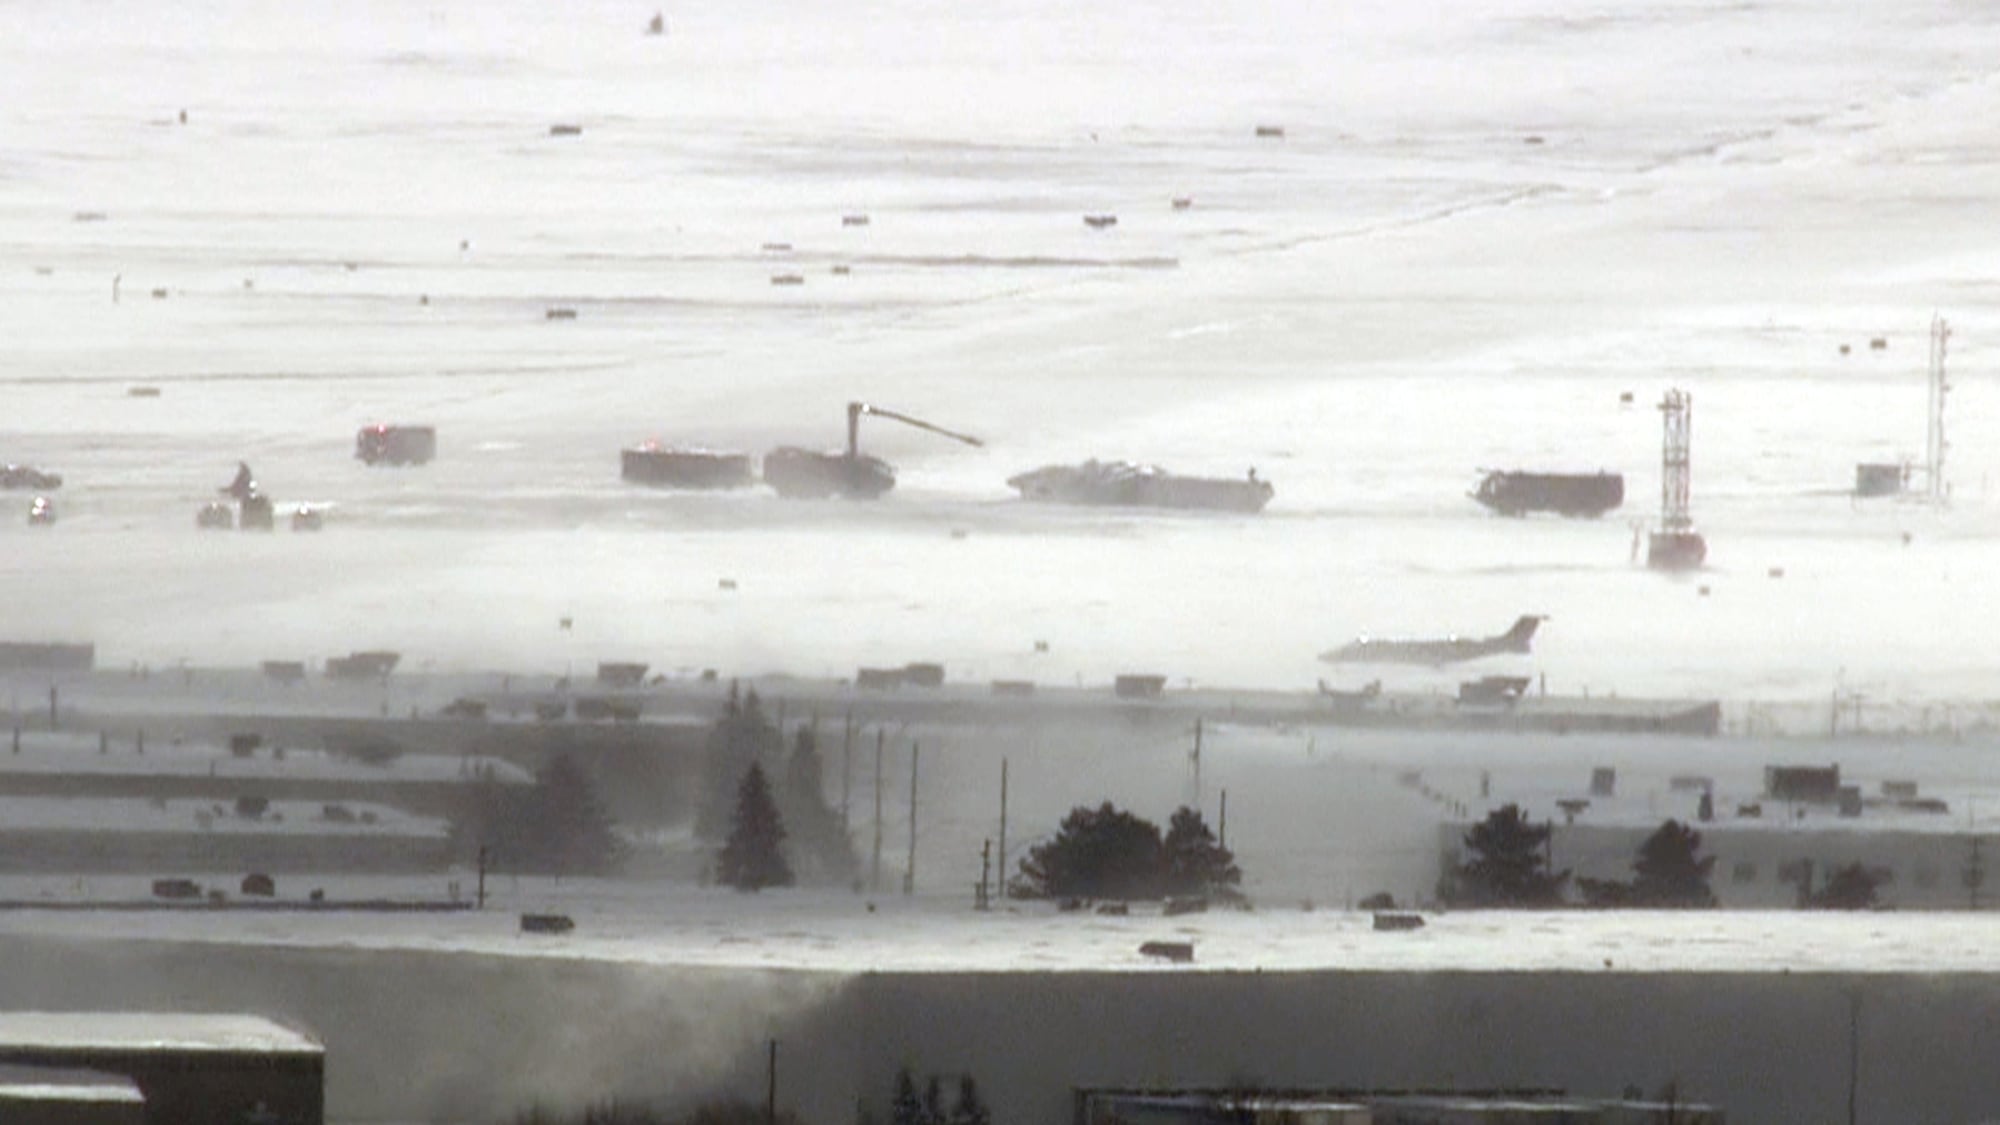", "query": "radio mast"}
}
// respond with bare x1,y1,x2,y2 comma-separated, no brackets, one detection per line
1925,315,1952,504
1646,388,1707,570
